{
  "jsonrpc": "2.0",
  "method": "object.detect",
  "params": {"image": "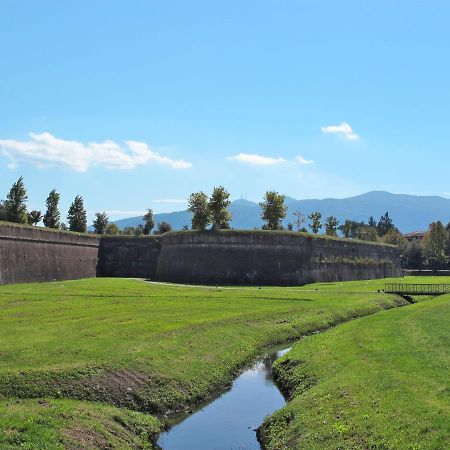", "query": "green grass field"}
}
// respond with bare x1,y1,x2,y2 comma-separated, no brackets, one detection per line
0,276,448,448
259,292,450,449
